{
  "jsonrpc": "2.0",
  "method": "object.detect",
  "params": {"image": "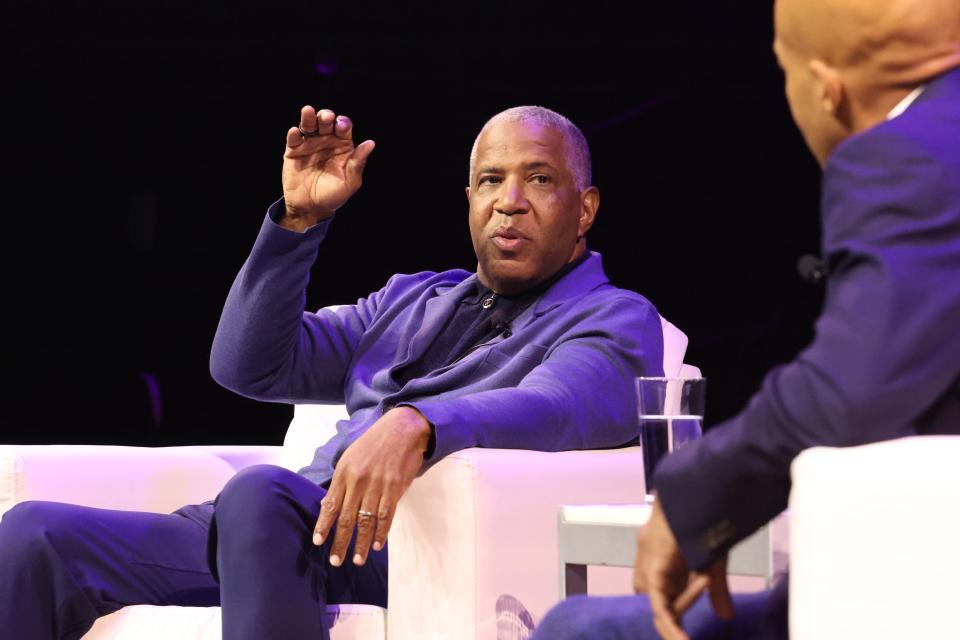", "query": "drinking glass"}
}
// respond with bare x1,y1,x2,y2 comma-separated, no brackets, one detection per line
637,377,706,495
